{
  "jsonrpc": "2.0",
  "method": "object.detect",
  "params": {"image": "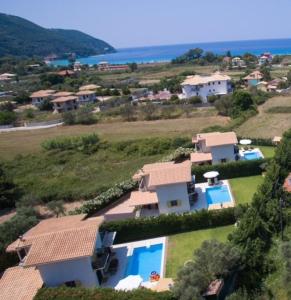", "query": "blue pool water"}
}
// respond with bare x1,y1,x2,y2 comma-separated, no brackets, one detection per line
243,151,262,160
125,243,163,282
206,185,232,205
